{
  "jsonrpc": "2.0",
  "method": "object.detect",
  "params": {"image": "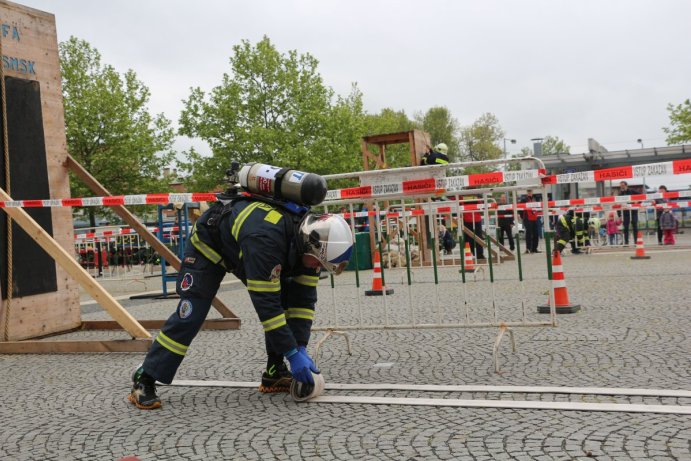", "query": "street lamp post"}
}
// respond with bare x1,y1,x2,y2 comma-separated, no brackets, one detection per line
637,138,644,149
503,138,516,168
